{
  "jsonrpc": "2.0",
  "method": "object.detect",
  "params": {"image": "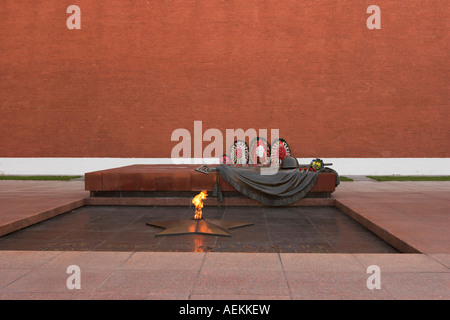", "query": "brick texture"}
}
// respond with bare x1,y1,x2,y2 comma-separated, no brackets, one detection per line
0,1,448,158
